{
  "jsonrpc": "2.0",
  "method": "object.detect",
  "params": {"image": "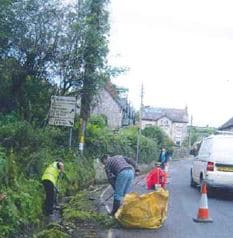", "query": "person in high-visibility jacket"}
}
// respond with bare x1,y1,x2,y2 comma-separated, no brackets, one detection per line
42,161,64,215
